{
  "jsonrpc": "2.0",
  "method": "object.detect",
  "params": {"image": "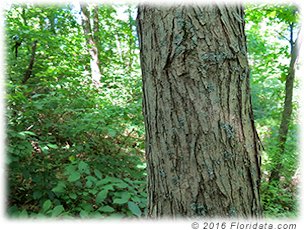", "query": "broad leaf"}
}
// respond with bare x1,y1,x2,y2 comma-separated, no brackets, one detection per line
127,201,142,217
94,169,102,179
42,200,52,212
96,190,108,204
78,161,90,174
98,205,115,213
68,171,81,182
51,205,65,217
52,181,66,194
